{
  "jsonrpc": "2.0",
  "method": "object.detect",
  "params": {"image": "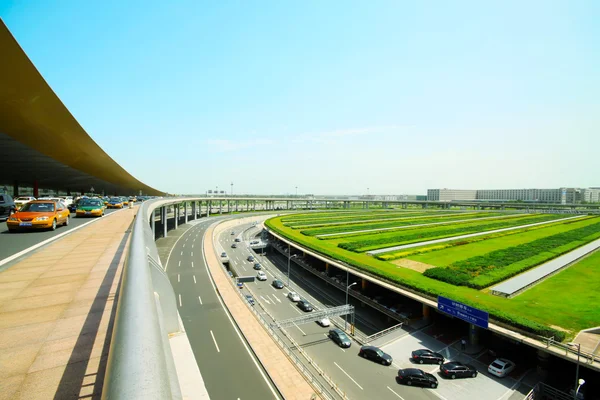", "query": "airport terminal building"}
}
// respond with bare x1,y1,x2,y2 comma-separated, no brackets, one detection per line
427,187,600,204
